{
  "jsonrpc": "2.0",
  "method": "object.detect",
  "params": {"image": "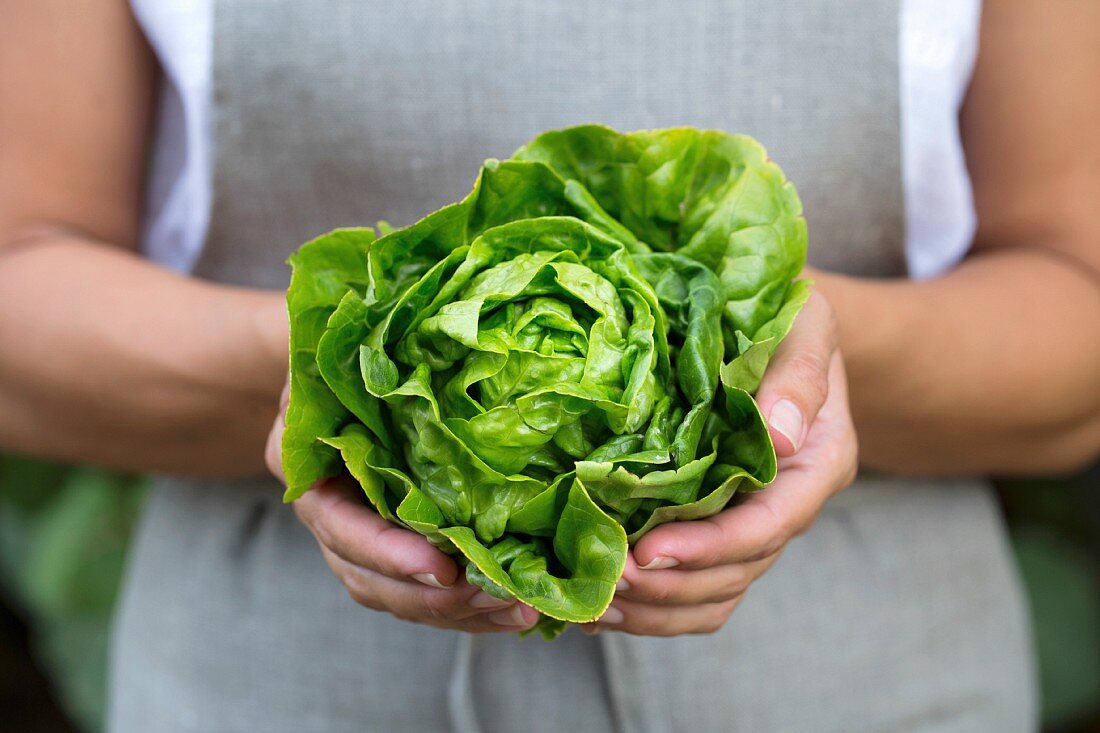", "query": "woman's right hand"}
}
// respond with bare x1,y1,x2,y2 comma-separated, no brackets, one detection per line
265,381,540,633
